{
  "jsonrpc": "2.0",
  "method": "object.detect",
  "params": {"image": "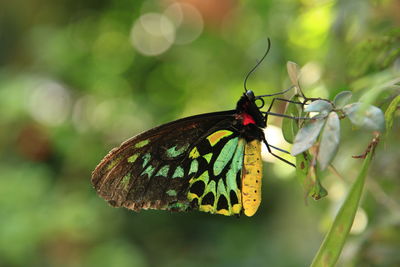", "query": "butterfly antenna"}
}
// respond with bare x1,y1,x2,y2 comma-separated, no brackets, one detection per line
256,85,295,98
243,38,272,93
